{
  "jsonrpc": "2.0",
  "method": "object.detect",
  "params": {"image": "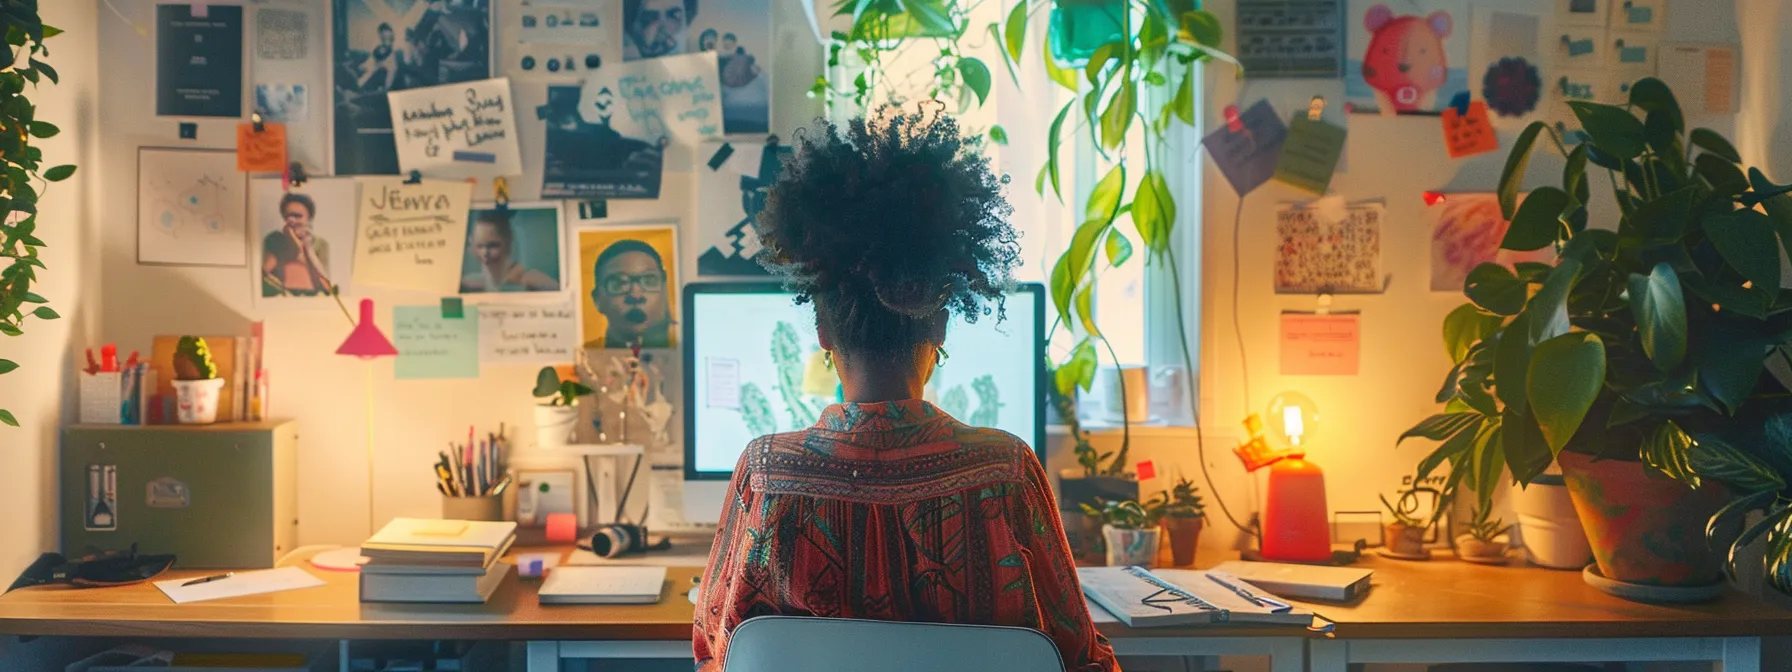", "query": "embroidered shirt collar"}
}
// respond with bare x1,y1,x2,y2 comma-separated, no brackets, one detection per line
816,400,948,433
